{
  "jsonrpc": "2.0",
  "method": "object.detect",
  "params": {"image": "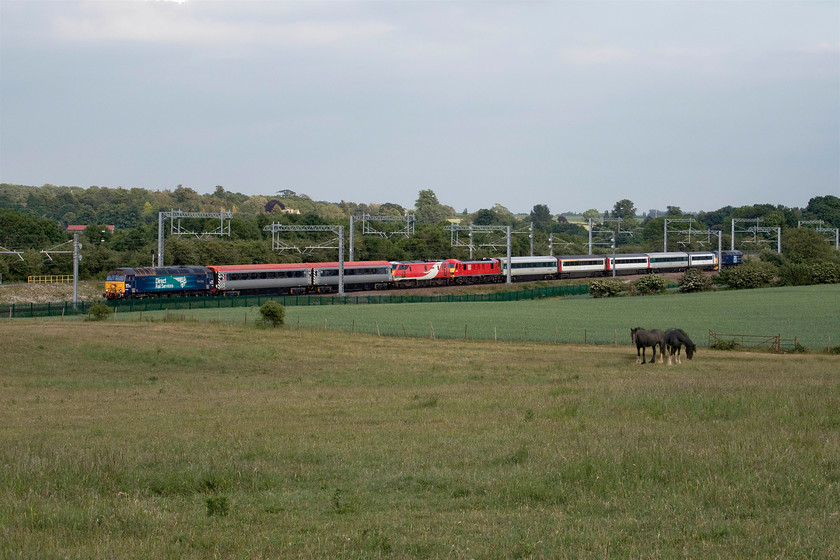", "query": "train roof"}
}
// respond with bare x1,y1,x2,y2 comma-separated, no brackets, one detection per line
557,254,609,260
506,255,558,262
207,263,312,272
309,261,393,269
